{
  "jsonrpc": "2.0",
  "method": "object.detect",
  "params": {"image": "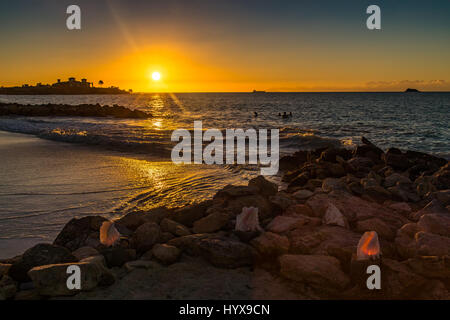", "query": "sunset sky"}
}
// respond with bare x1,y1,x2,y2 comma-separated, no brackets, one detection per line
1,0,449,92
